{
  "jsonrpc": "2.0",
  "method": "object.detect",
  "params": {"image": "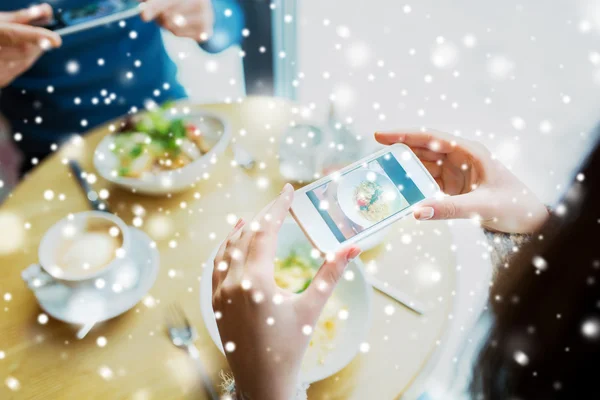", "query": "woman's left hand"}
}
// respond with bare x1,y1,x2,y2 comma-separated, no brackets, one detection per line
141,0,214,41
212,183,360,400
